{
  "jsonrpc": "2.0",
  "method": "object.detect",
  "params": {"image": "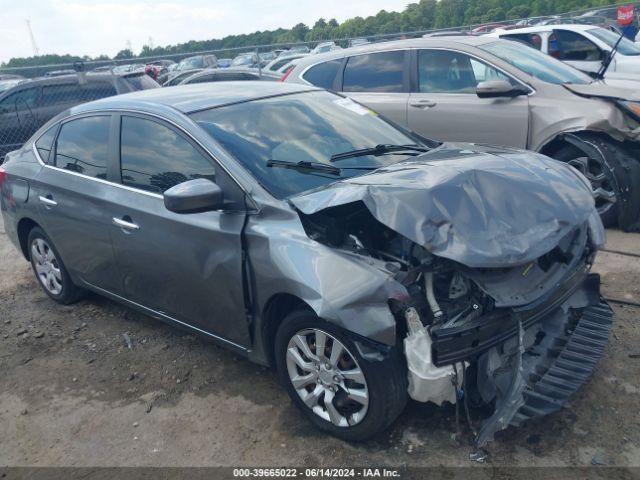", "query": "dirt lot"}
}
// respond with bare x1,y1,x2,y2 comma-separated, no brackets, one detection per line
0,218,639,469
